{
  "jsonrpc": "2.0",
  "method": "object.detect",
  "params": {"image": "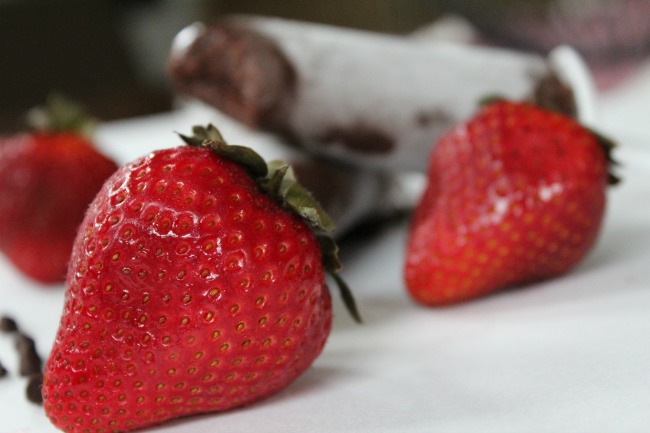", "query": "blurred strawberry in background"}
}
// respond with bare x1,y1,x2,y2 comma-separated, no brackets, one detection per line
0,95,118,284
